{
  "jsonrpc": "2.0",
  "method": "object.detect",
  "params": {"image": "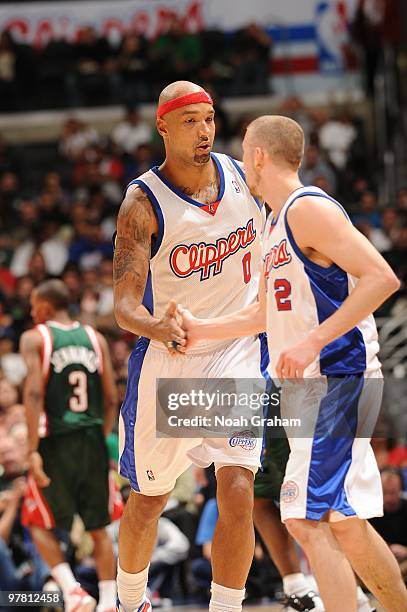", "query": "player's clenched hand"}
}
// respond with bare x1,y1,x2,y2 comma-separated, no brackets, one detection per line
28,451,51,488
276,336,320,378
159,300,187,355
177,305,201,351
